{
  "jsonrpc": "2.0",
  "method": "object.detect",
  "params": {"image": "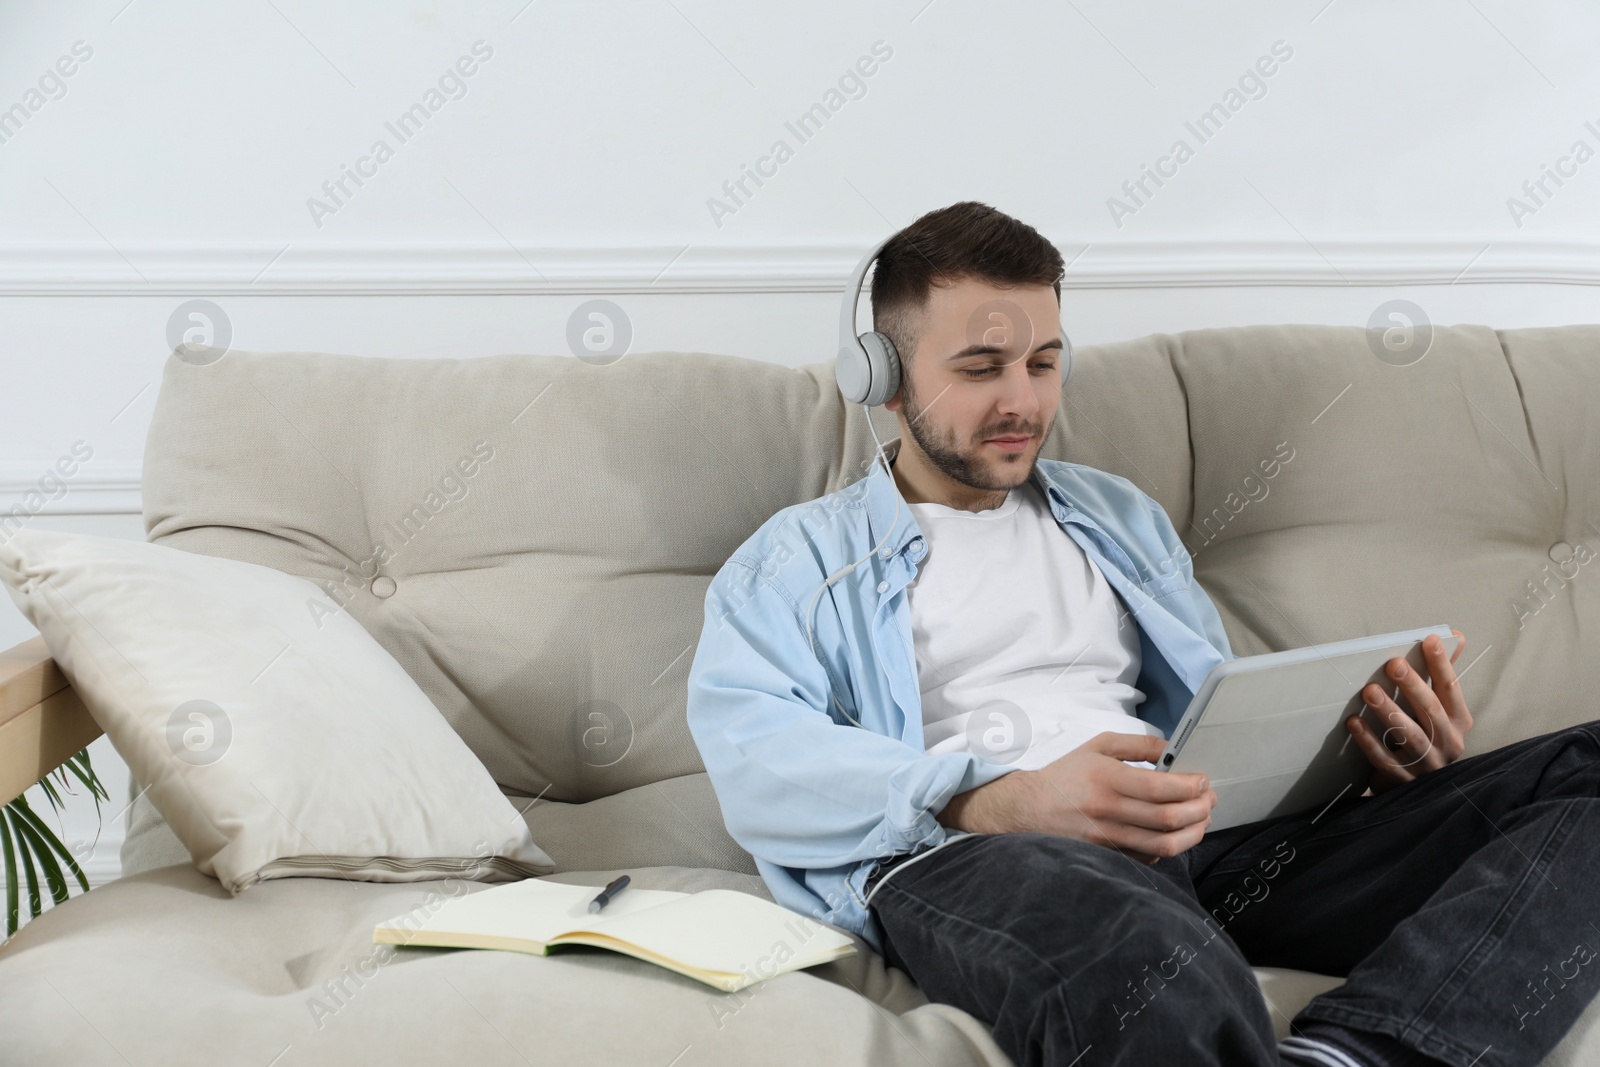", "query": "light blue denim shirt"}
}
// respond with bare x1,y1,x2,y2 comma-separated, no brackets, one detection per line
686,437,1234,955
